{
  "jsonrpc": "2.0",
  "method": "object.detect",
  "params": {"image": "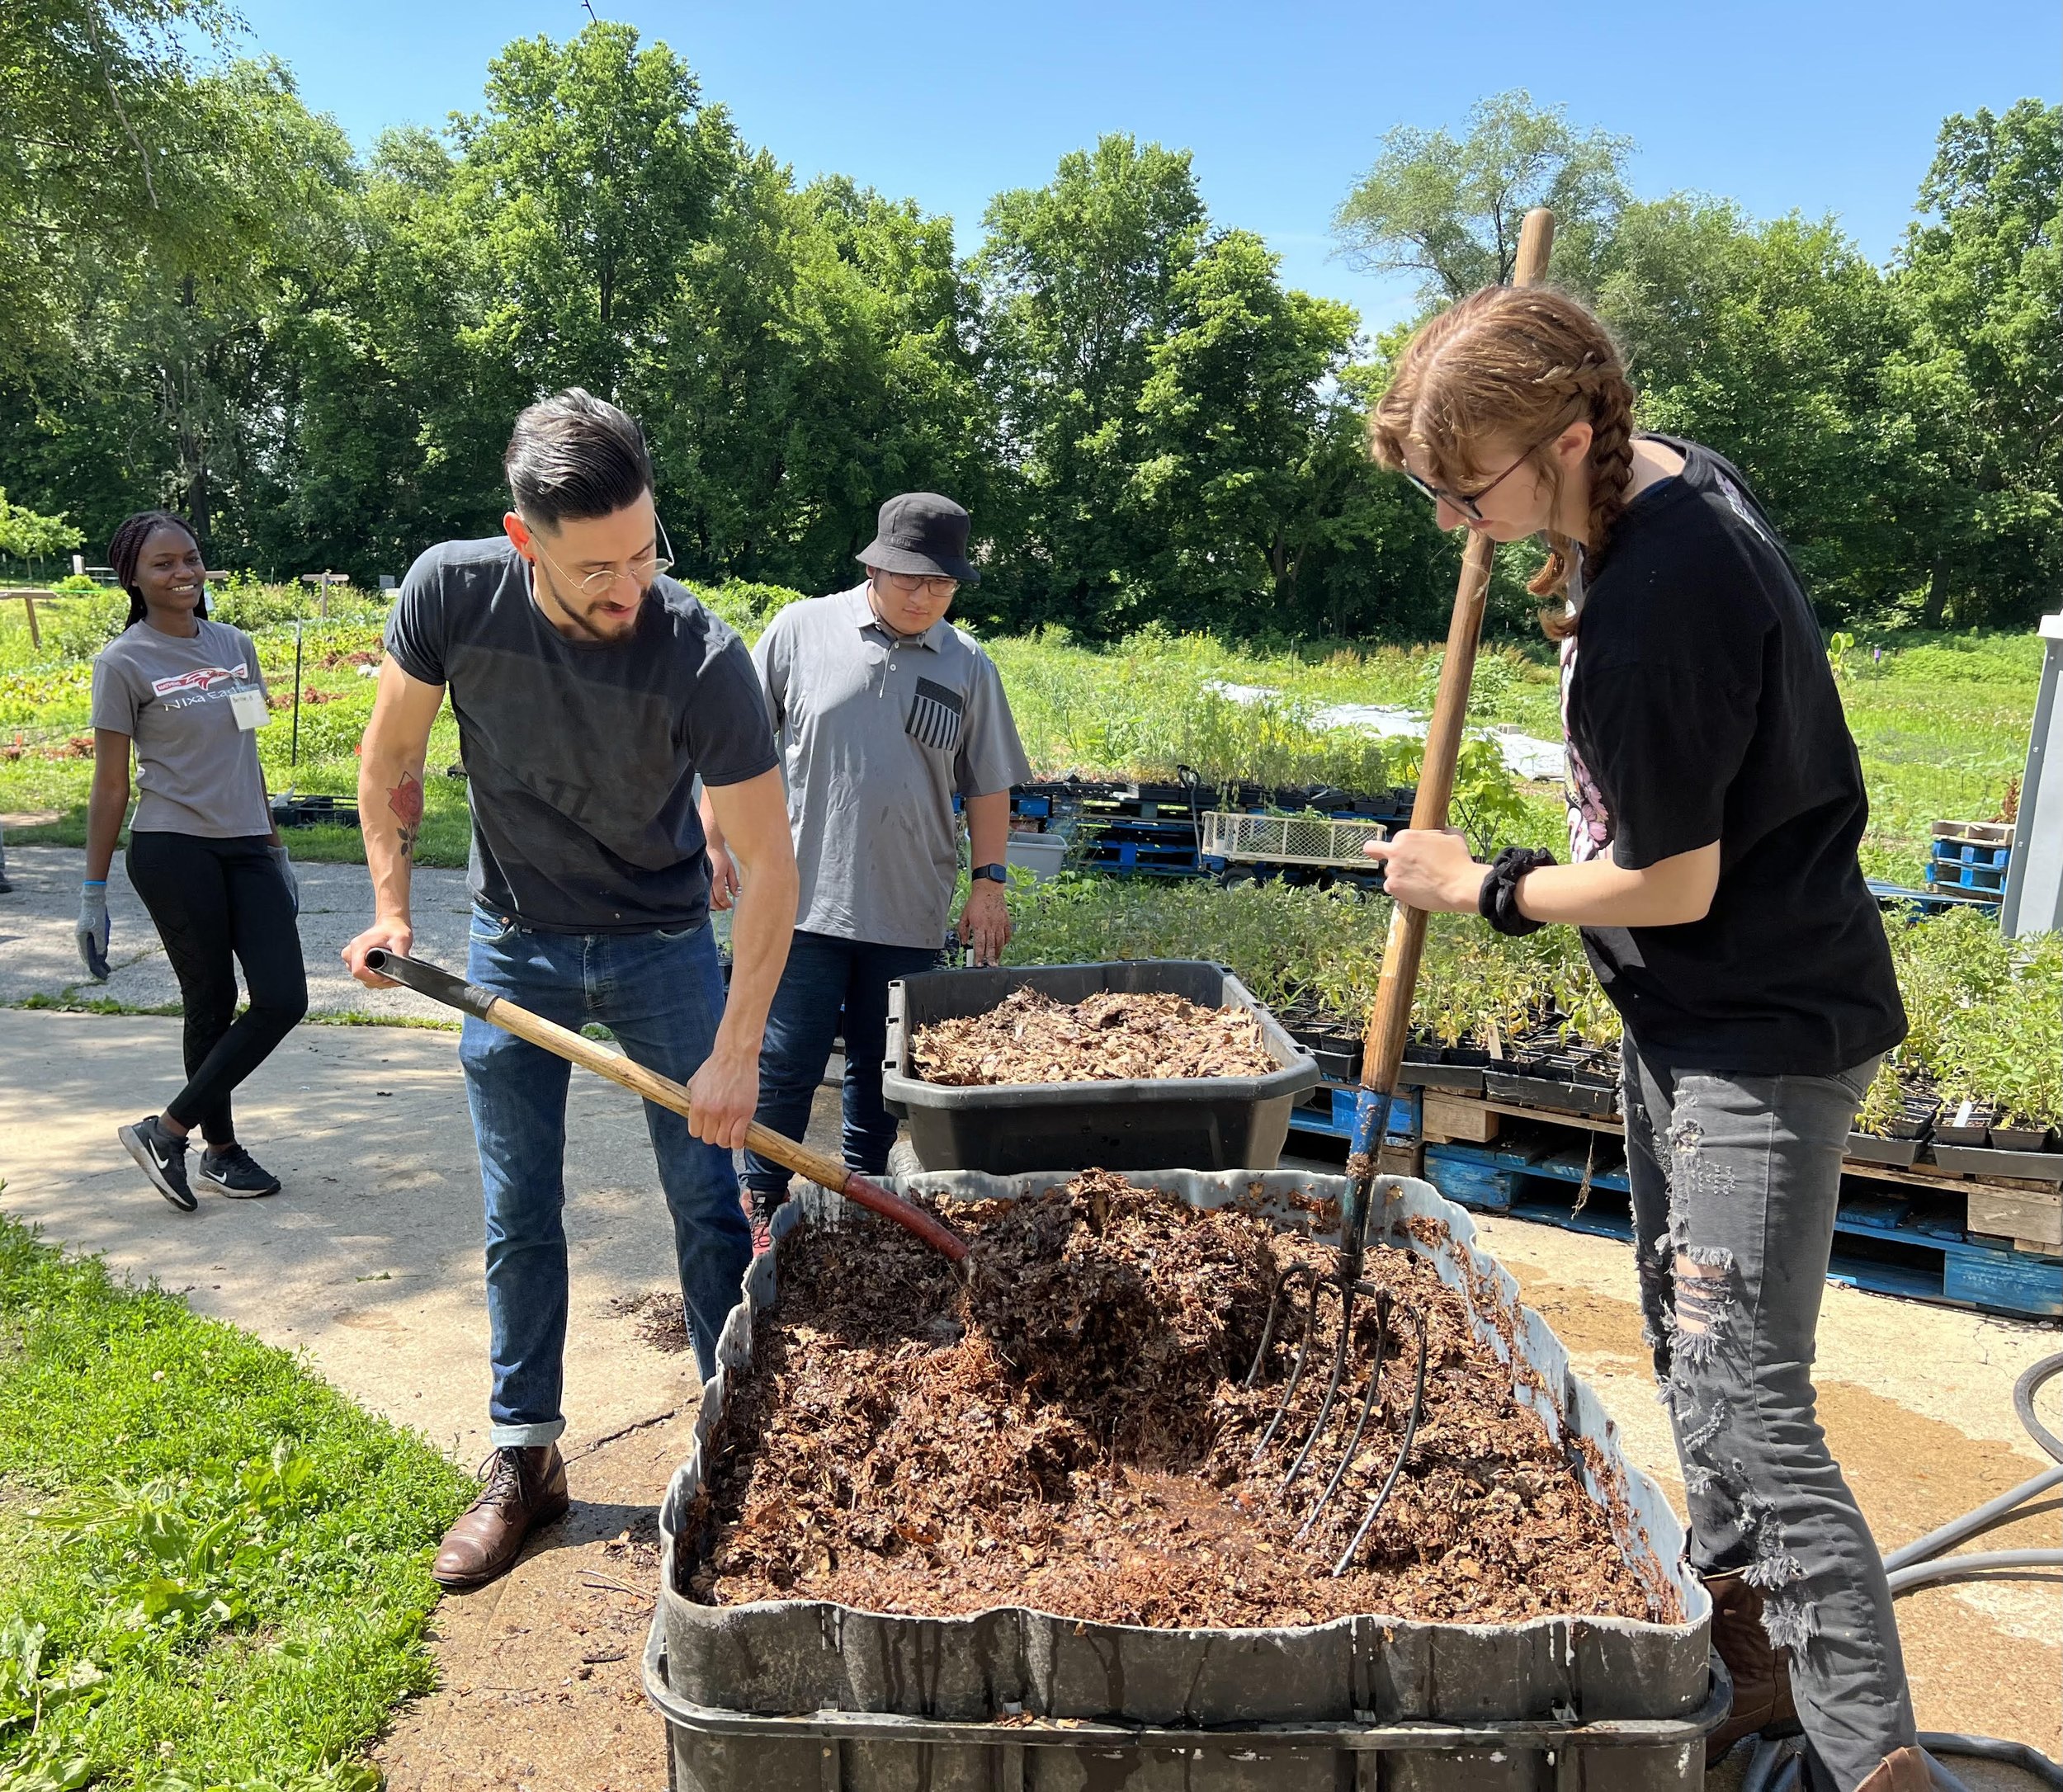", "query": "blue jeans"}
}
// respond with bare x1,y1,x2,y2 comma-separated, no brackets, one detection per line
459,906,752,1445
741,930,941,1198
